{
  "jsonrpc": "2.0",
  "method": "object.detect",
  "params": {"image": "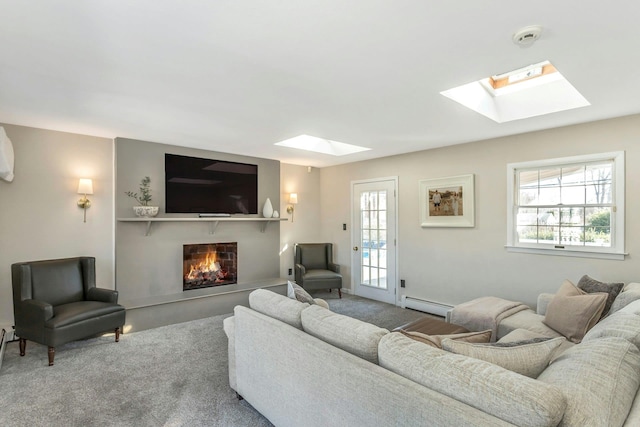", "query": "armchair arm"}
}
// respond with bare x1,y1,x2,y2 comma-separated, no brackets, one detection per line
294,263,306,284
18,299,54,325
536,293,555,315
328,262,340,274
87,287,119,304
